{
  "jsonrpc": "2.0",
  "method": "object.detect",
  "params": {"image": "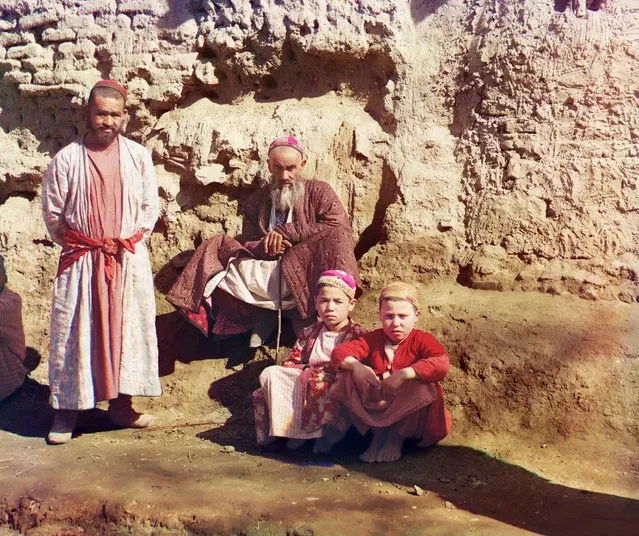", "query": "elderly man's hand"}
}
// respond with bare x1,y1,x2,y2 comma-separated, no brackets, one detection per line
262,231,291,256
